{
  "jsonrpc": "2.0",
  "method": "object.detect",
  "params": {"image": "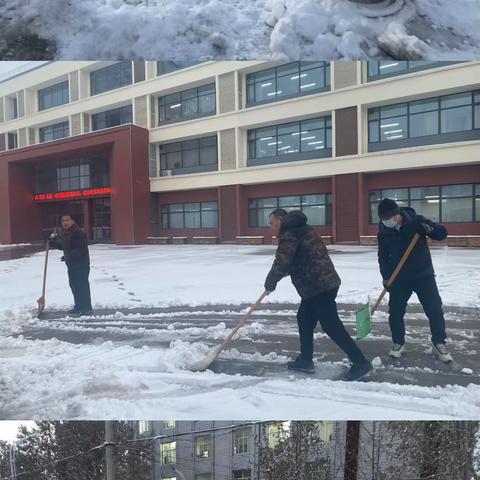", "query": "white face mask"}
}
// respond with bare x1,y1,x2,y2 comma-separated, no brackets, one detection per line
382,218,397,229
